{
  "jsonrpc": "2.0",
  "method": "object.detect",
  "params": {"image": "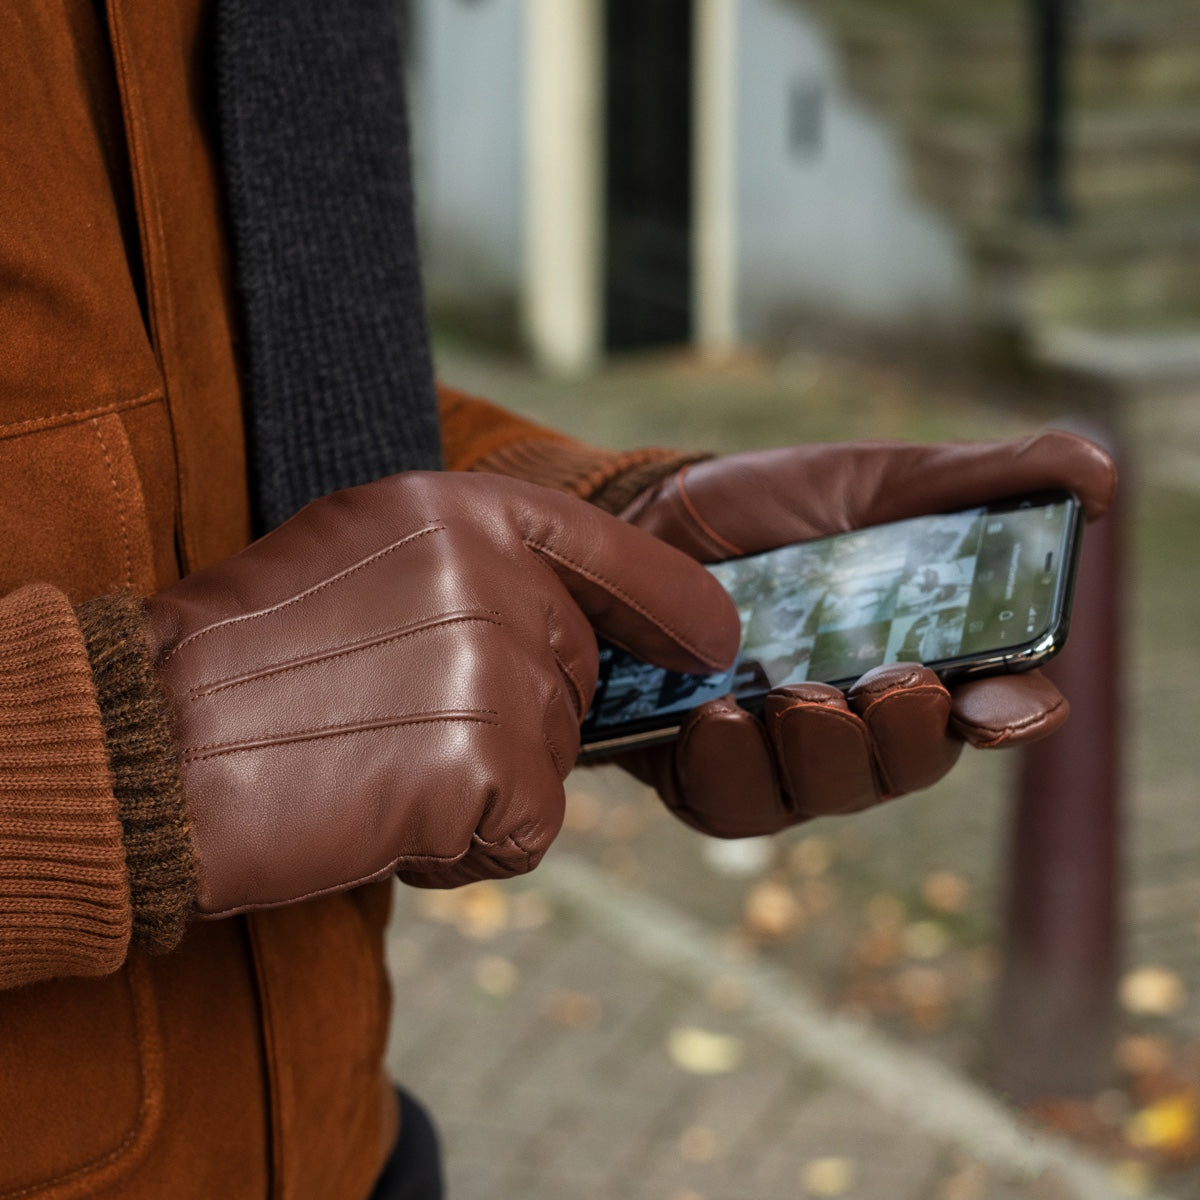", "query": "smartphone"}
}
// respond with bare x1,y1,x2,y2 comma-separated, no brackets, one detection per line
579,490,1083,758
